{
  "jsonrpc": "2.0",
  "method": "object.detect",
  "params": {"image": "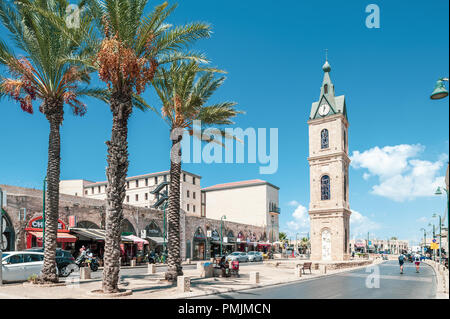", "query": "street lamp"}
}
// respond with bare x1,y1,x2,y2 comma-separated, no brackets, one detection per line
428,222,436,261
420,228,427,255
432,213,443,263
430,78,449,100
220,215,226,256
